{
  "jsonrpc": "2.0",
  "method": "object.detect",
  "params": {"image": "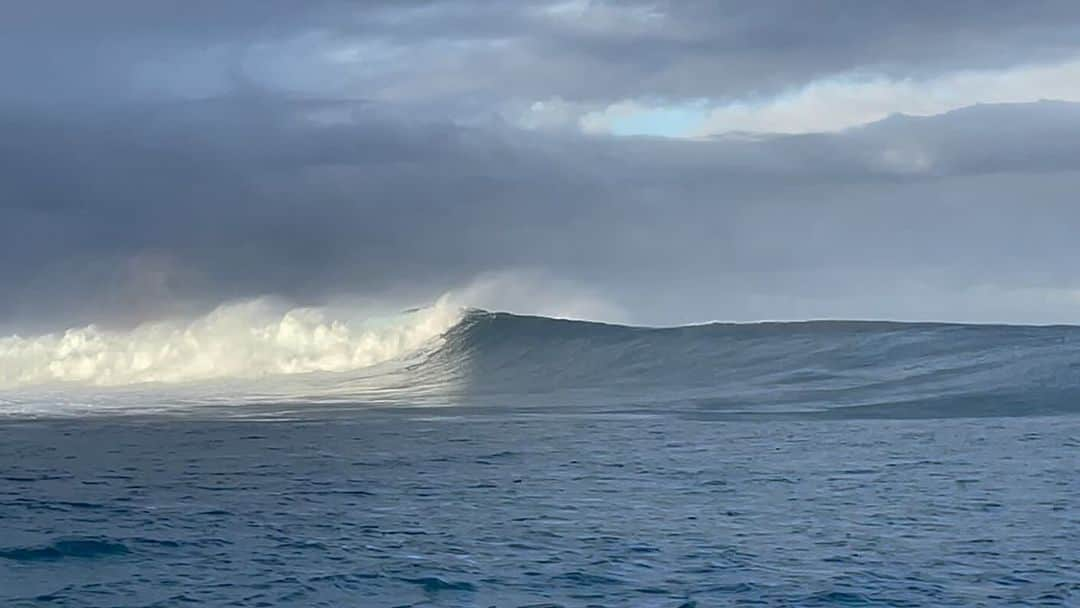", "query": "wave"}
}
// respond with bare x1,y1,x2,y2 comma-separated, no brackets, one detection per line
3,308,1080,419
437,312,1080,418
0,298,462,388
